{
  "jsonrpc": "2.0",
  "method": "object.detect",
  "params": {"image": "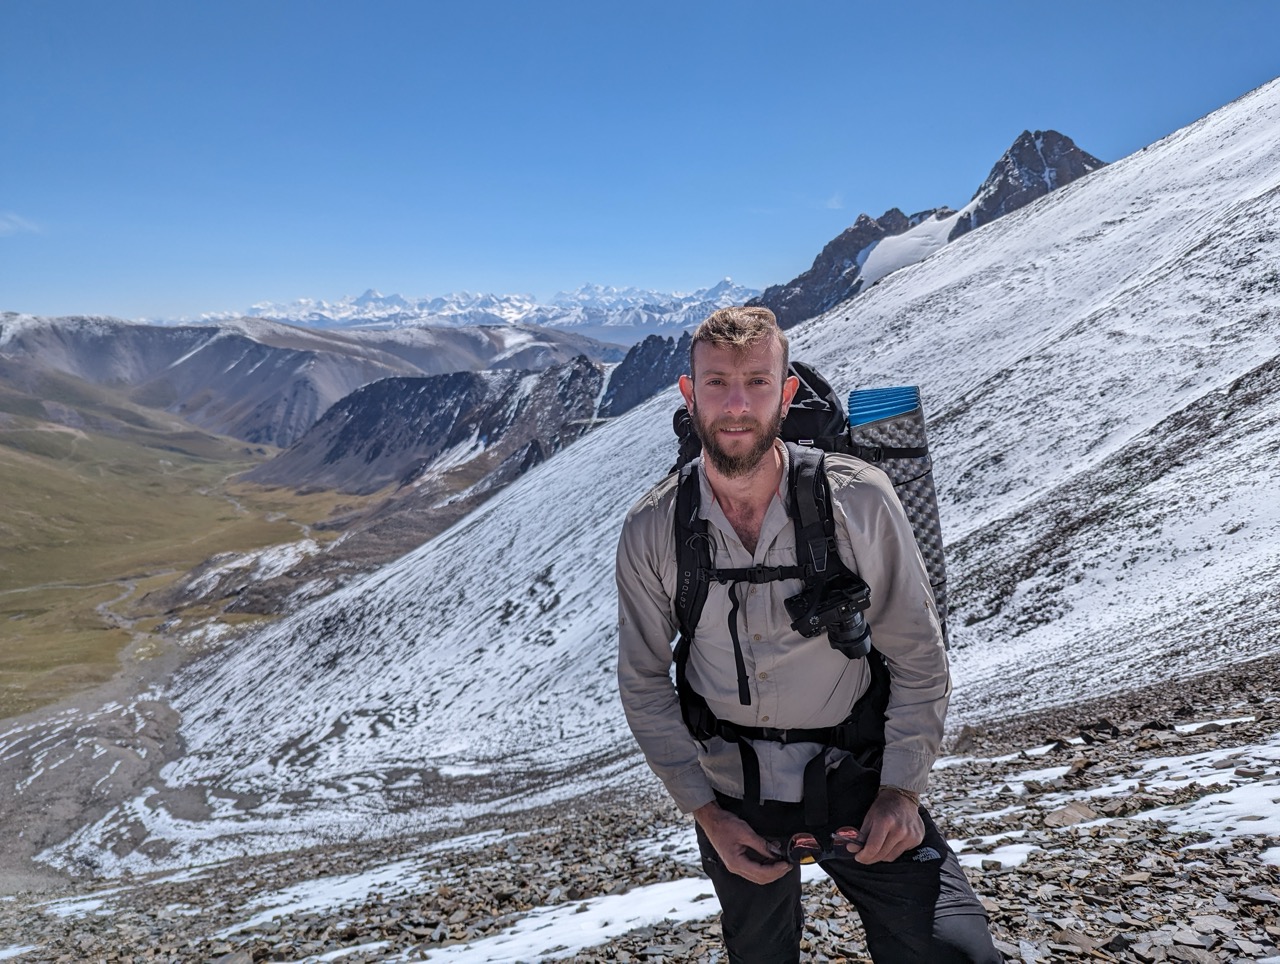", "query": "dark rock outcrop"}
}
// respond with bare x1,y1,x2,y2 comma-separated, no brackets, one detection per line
598,331,691,418
244,356,605,495
748,207,947,330
949,130,1106,240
